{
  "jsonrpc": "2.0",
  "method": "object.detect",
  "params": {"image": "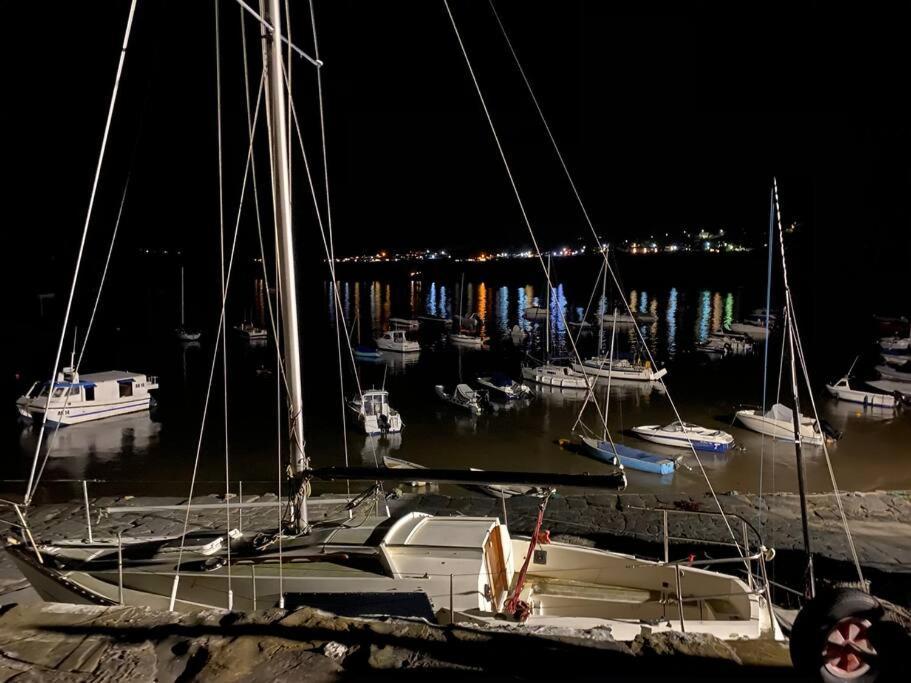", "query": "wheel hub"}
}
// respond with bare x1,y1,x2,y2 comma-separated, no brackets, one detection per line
822,616,877,679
